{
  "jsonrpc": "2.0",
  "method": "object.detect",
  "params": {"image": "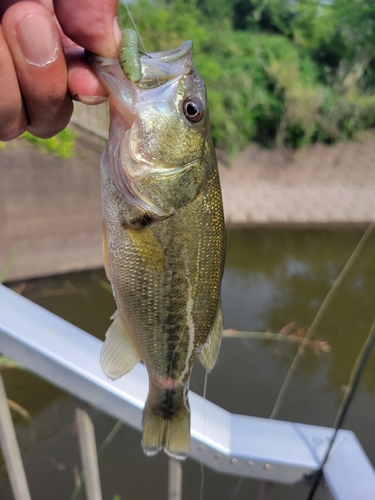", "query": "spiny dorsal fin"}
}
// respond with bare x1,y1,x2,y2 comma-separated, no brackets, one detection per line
100,311,140,380
198,302,223,372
